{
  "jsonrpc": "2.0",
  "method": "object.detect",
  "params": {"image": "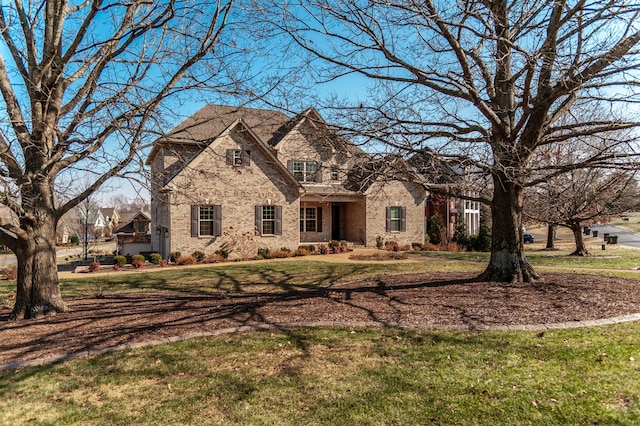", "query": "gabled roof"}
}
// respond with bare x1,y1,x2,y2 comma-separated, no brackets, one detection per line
163,118,302,190
114,210,151,234
146,105,292,165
